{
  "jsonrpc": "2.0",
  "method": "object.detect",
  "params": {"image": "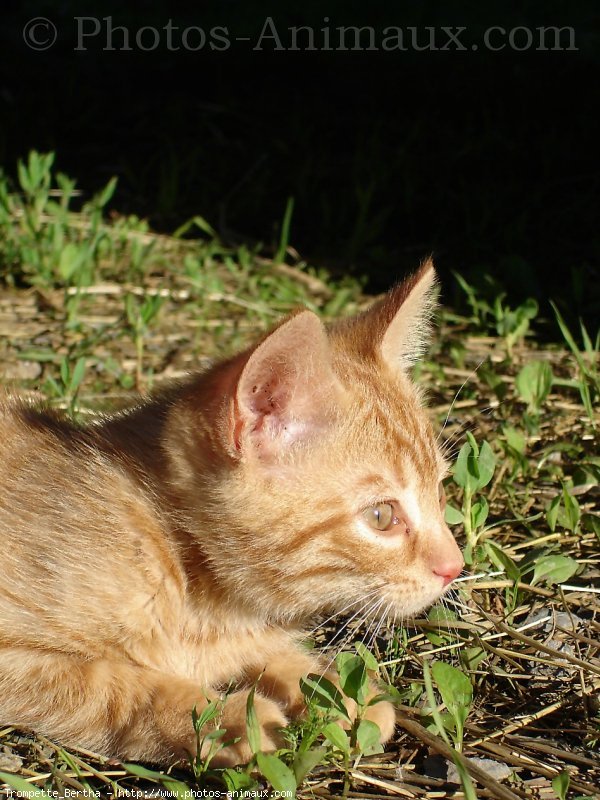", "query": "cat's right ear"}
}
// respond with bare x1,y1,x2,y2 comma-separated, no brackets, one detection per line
231,311,338,463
